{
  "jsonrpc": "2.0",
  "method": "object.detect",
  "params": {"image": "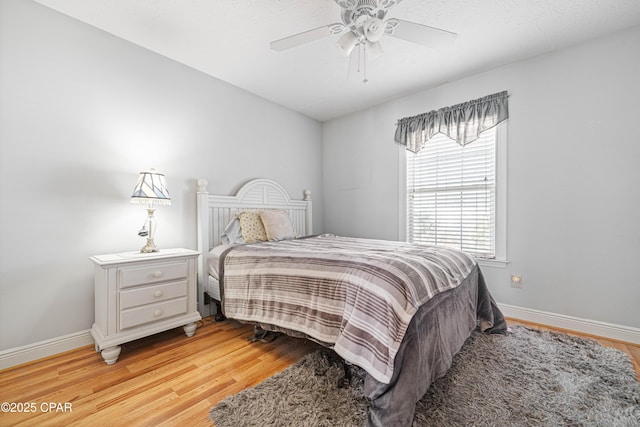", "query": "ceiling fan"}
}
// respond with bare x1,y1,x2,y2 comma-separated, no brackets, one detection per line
270,0,457,60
